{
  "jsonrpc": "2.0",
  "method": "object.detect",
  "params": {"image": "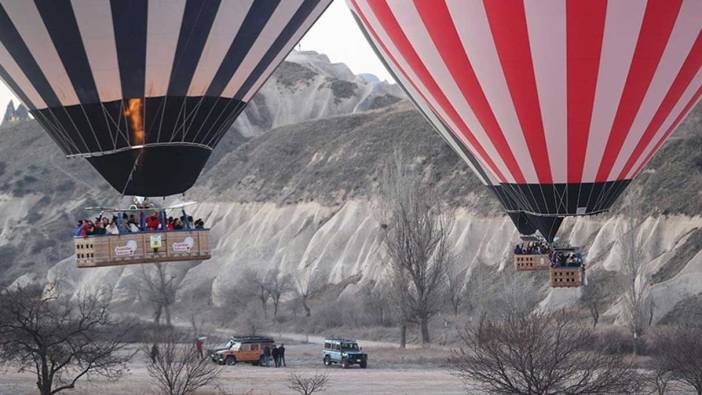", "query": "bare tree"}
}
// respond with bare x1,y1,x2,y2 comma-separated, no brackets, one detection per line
293,272,323,318
619,211,653,355
288,372,329,395
641,362,675,395
651,326,702,394
222,269,272,319
239,269,271,319
140,263,179,327
360,281,393,326
378,152,453,346
266,269,293,318
463,261,497,322
386,262,412,349
219,272,258,322
146,332,221,395
468,266,541,322
579,274,609,329
0,285,133,395
444,255,466,316
449,311,640,395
